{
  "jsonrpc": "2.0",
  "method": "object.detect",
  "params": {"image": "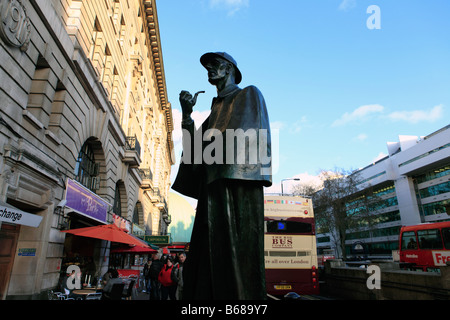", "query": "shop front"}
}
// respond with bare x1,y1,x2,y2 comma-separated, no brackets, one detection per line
109,214,158,289
0,200,43,300
60,179,110,290
110,244,157,289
